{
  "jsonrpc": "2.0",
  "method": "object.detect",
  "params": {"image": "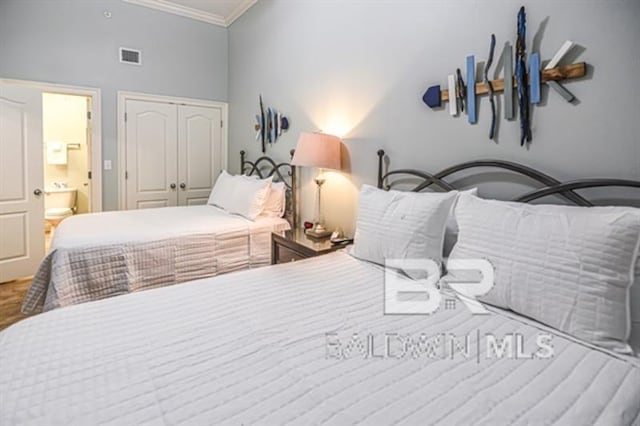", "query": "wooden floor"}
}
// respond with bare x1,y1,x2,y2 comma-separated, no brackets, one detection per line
0,231,53,330
0,277,31,331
